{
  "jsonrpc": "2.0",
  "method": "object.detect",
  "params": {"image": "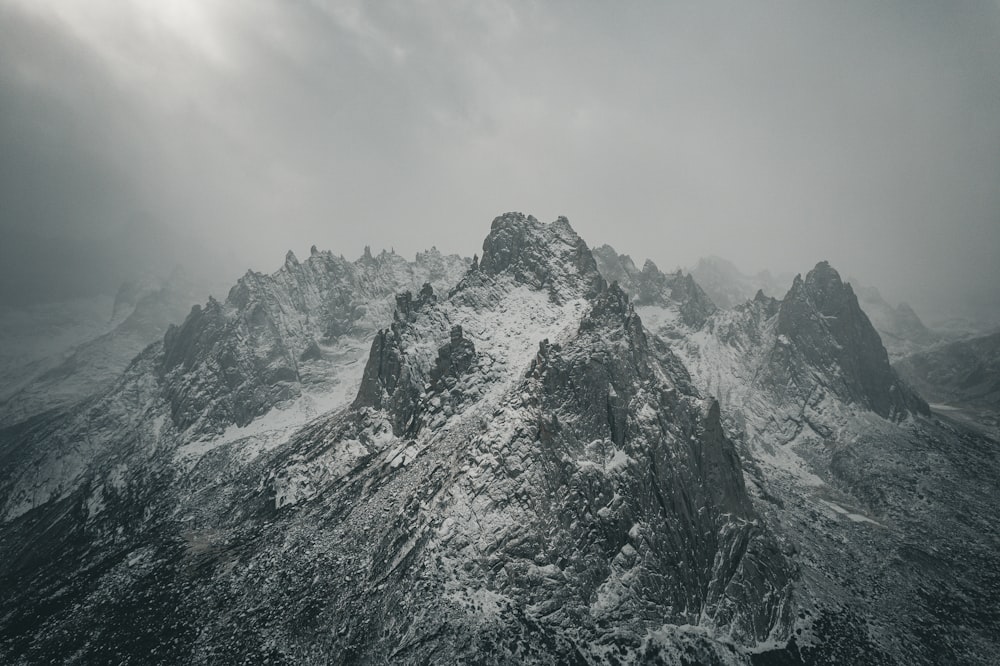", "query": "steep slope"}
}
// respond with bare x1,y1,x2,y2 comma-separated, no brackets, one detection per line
0,214,795,665
894,330,1000,438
